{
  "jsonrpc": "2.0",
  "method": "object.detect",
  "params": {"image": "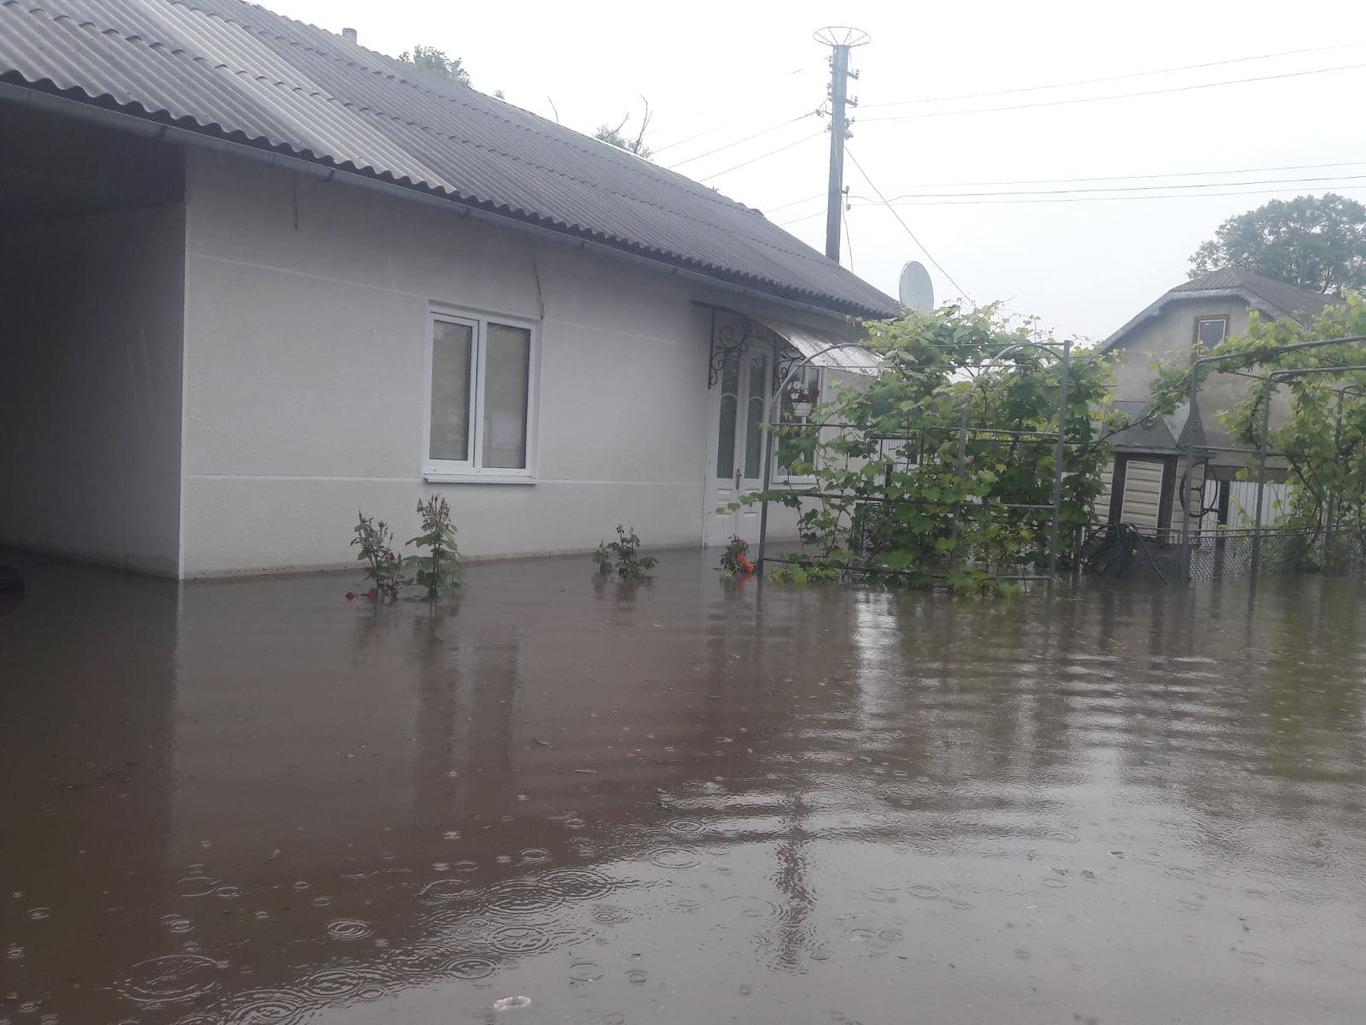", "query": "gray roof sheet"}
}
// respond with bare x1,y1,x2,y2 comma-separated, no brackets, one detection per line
1101,266,1335,351
1170,268,1335,324
0,0,899,318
